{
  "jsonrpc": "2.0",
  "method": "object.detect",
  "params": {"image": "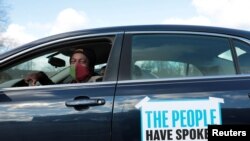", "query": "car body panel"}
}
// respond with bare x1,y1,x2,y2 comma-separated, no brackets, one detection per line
112,76,250,141
0,83,115,141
